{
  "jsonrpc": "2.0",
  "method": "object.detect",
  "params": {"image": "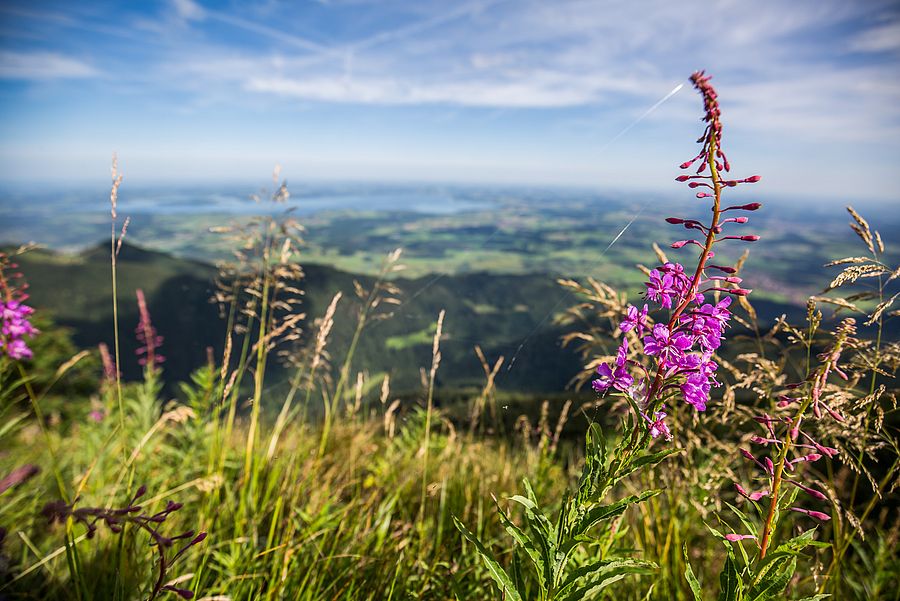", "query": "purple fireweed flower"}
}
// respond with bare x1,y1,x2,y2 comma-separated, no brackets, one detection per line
593,362,633,393
643,323,692,368
684,297,731,351
616,338,628,366
646,269,677,309
680,372,711,411
0,299,38,360
644,410,672,441
619,304,649,335
725,533,757,542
